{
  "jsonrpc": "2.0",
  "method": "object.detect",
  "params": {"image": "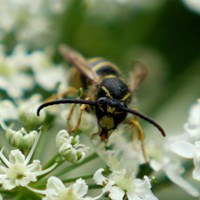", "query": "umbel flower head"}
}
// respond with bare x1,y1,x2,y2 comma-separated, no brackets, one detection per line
171,100,200,183
0,149,42,190
0,131,57,191
93,168,158,200
42,176,99,200
149,100,200,198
